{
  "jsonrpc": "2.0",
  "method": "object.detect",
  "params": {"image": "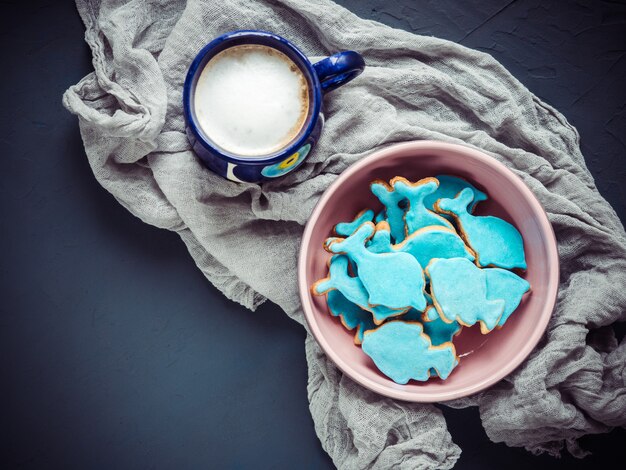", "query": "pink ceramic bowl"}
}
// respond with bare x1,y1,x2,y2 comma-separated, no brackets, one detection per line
298,141,559,402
